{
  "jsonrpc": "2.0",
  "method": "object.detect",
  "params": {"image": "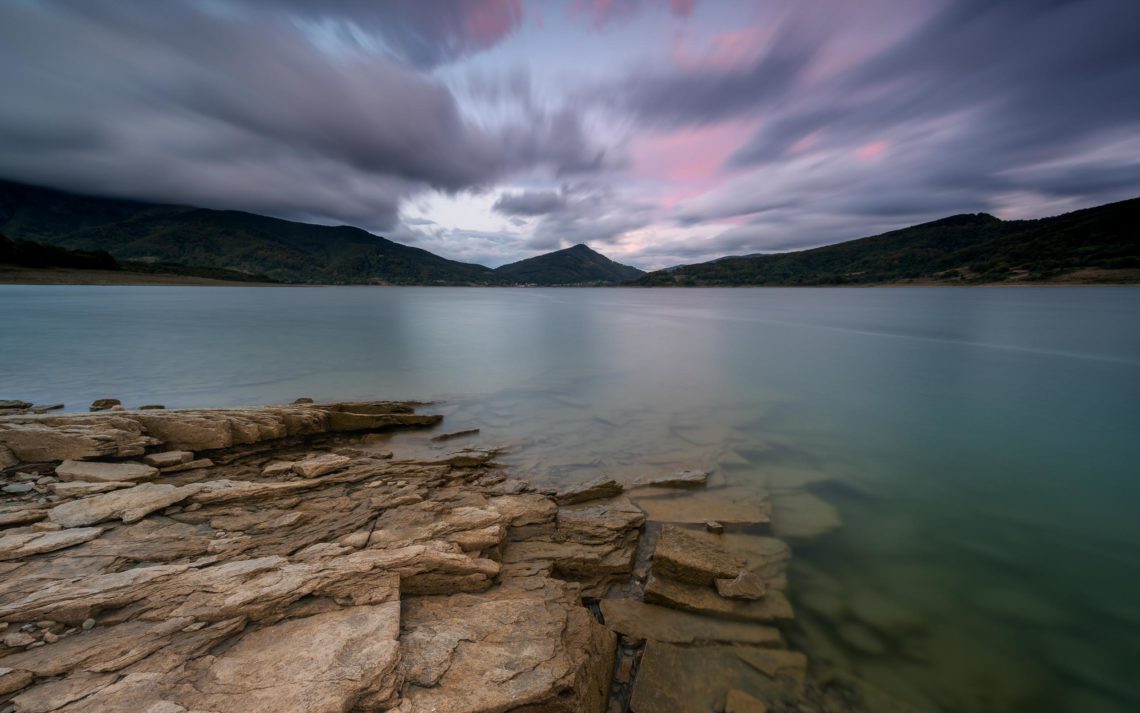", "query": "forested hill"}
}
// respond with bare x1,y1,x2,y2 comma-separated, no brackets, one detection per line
493,243,644,285
0,180,494,285
630,198,1140,286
